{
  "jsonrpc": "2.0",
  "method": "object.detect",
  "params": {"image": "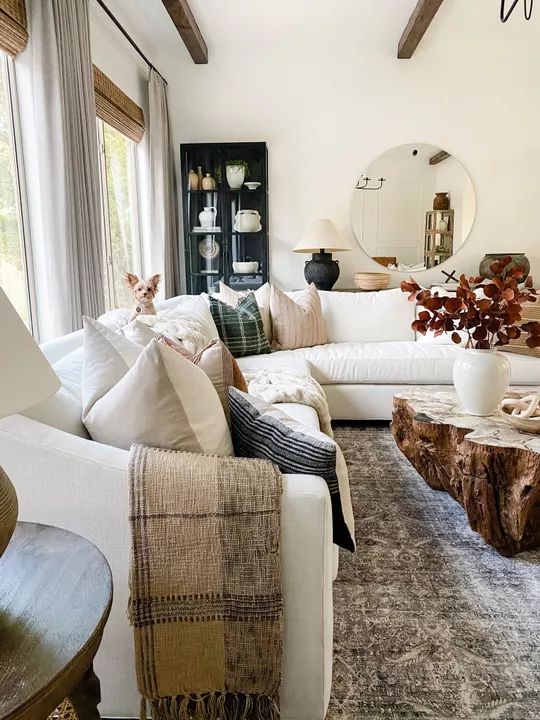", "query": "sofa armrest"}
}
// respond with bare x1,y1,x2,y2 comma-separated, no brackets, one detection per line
0,416,333,720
